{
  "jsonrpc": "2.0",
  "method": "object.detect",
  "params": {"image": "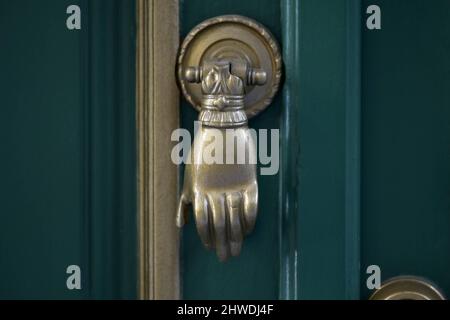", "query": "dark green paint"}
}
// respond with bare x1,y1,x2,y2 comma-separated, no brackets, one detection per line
279,0,301,299
0,0,137,299
82,0,137,300
361,0,450,299
280,0,361,299
0,0,86,299
180,0,282,300
344,0,362,300
281,0,450,300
